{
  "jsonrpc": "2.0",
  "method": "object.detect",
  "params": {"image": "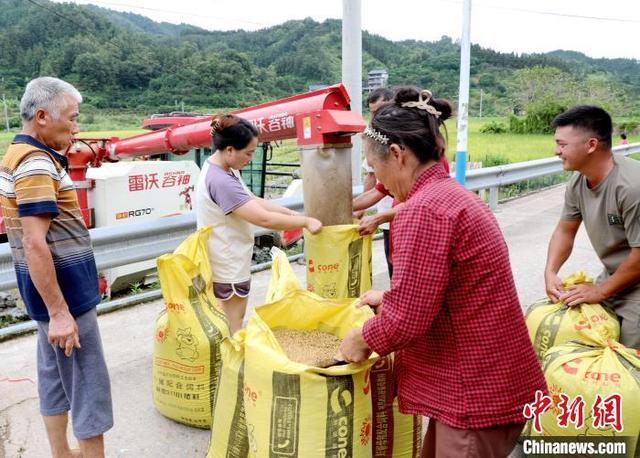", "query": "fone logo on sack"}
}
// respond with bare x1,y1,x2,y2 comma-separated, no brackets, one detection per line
270,372,301,457
533,310,564,359
561,358,582,376
326,376,355,458
573,312,611,331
